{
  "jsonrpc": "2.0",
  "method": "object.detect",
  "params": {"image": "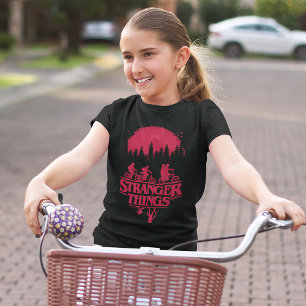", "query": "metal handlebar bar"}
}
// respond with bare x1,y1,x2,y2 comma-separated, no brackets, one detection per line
41,202,296,263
